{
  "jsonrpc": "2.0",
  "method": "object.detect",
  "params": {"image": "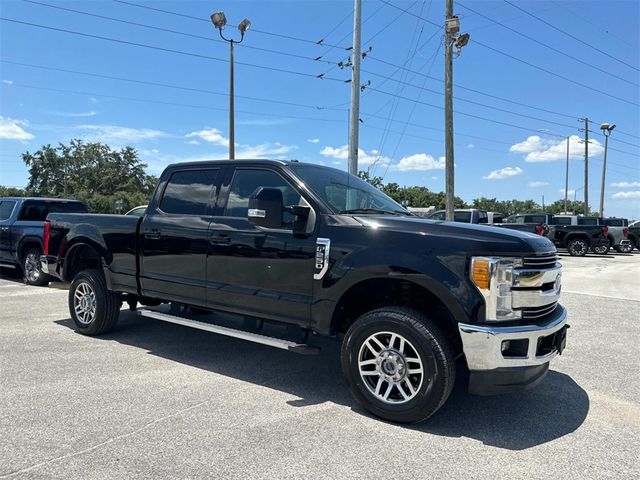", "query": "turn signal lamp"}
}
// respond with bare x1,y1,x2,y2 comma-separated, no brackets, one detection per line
471,258,491,290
